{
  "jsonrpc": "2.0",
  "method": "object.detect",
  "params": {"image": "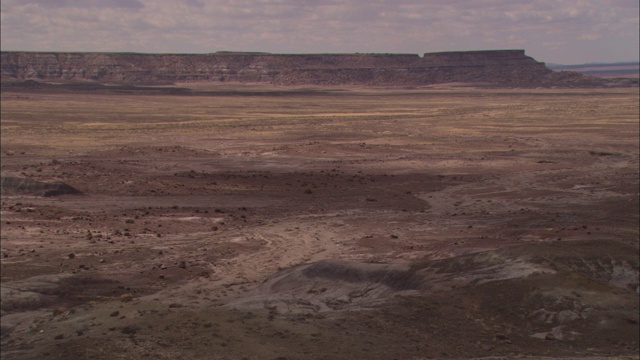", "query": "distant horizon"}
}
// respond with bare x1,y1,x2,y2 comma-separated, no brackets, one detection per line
546,60,640,66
